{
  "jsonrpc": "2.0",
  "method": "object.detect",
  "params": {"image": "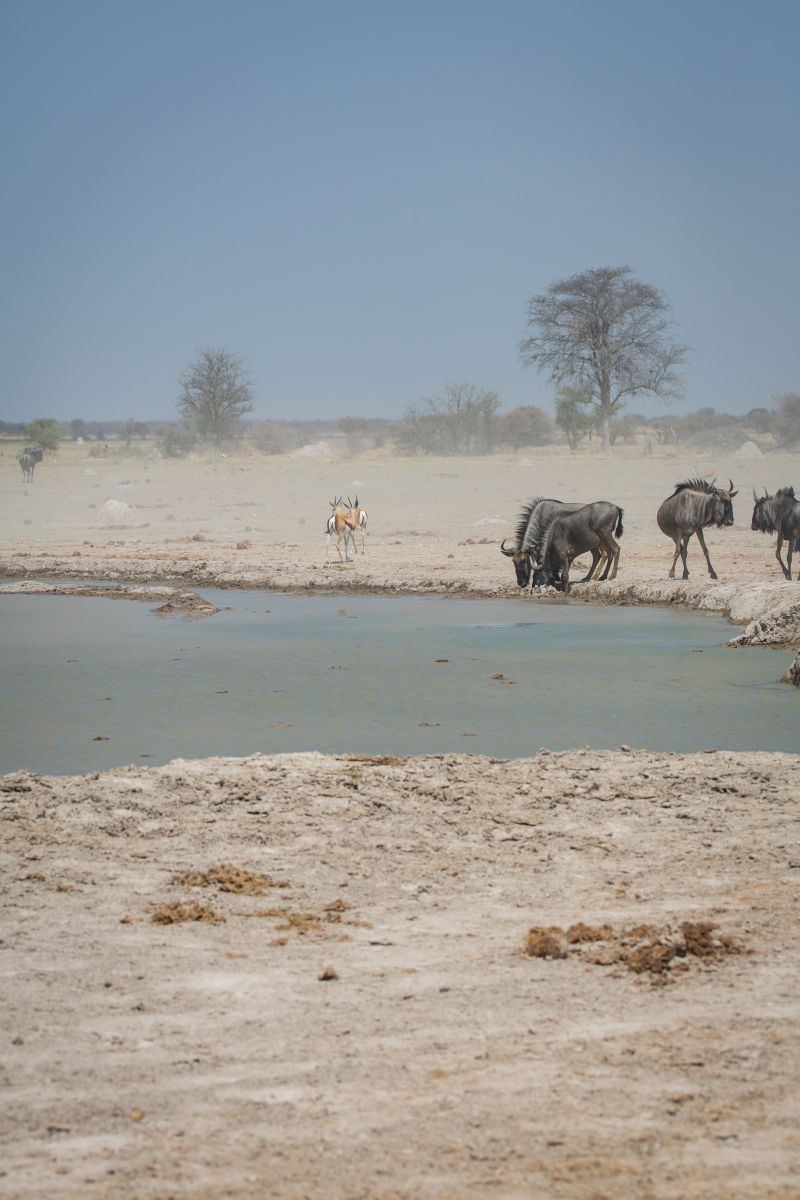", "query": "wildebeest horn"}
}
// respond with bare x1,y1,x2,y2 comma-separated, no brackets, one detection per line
499,539,516,557
753,487,759,502
728,479,734,493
